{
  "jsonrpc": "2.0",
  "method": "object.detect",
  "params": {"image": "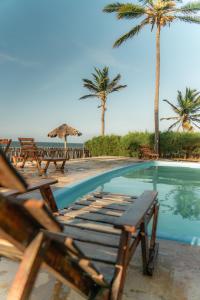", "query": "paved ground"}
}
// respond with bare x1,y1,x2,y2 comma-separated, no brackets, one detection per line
1,157,200,300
